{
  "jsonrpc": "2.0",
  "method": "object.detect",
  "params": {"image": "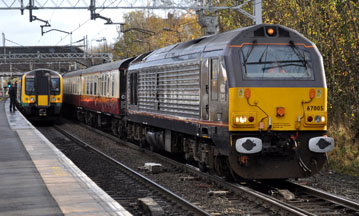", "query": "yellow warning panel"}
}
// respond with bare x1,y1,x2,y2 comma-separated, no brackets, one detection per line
38,95,49,106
